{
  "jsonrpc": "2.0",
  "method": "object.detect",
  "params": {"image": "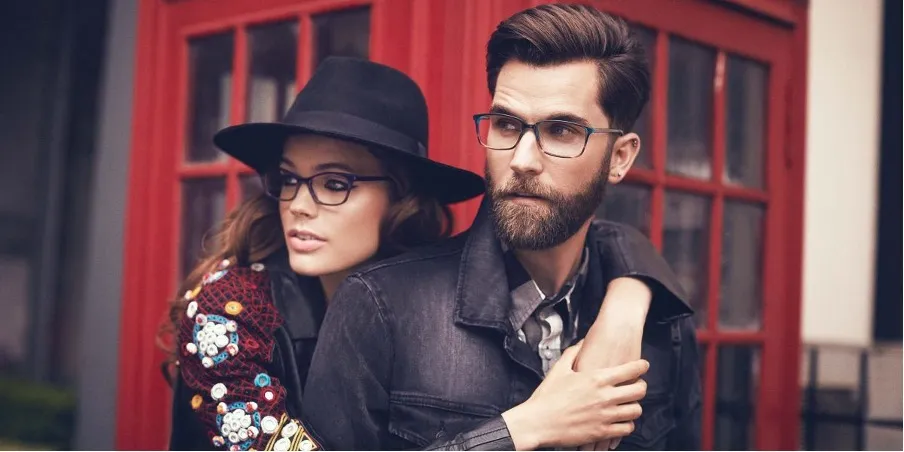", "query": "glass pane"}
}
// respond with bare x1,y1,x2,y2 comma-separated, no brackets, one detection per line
724,55,768,188
667,37,715,180
181,179,226,278
186,33,234,163
596,183,652,236
720,201,765,330
715,345,760,451
241,174,265,202
662,191,711,327
312,7,371,67
629,25,655,169
247,22,298,123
